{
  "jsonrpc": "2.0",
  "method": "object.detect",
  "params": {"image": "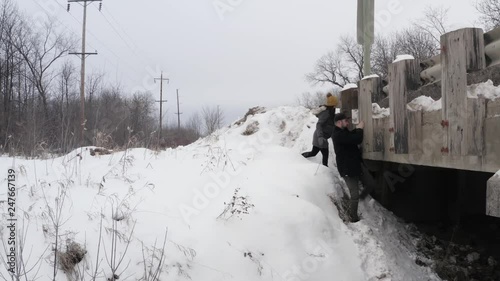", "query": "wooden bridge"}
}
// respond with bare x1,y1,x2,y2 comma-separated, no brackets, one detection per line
339,27,500,218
